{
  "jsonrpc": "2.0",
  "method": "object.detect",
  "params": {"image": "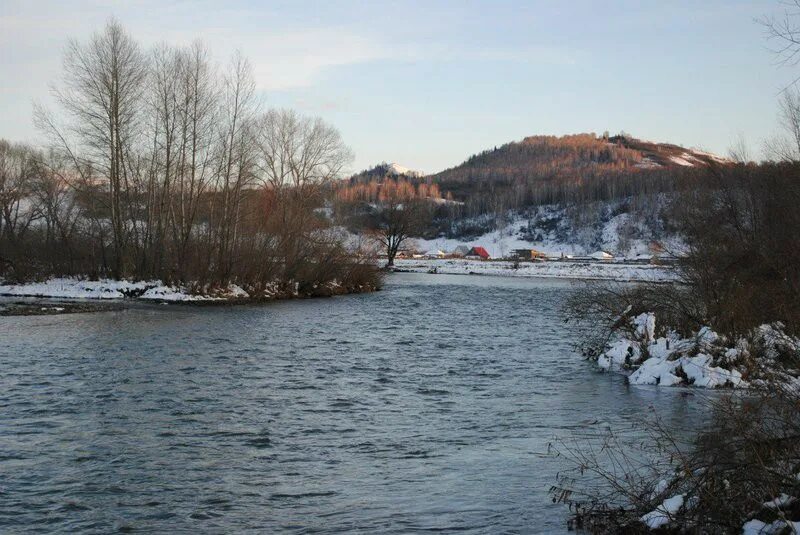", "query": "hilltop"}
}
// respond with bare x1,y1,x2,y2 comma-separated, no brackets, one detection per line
428,133,730,210
347,161,423,184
